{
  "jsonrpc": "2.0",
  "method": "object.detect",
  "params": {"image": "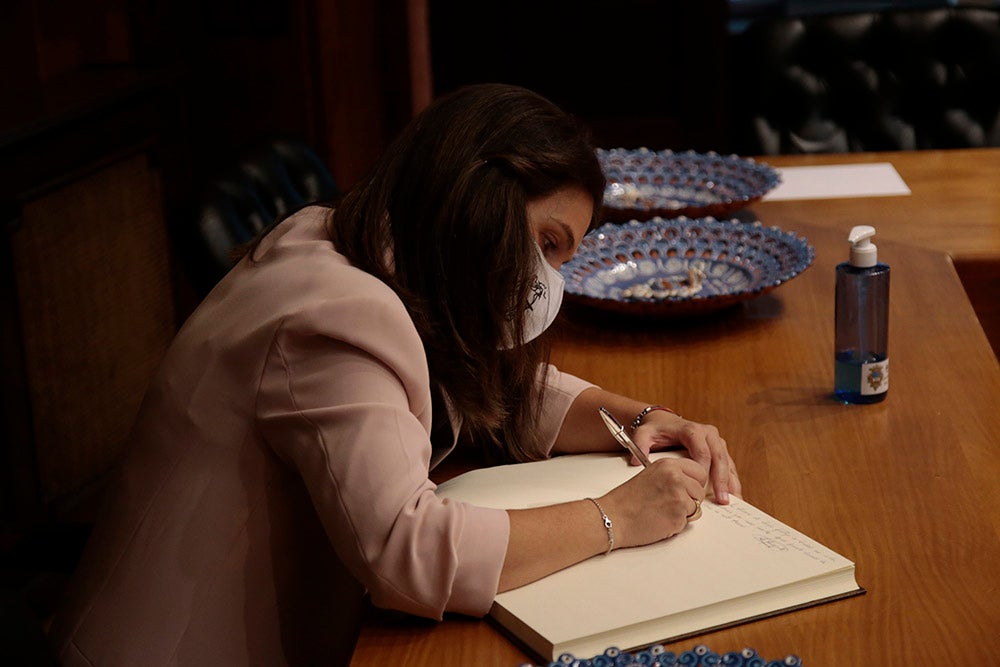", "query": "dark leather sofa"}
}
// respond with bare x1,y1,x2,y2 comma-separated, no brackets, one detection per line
728,5,1000,154
179,140,339,297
